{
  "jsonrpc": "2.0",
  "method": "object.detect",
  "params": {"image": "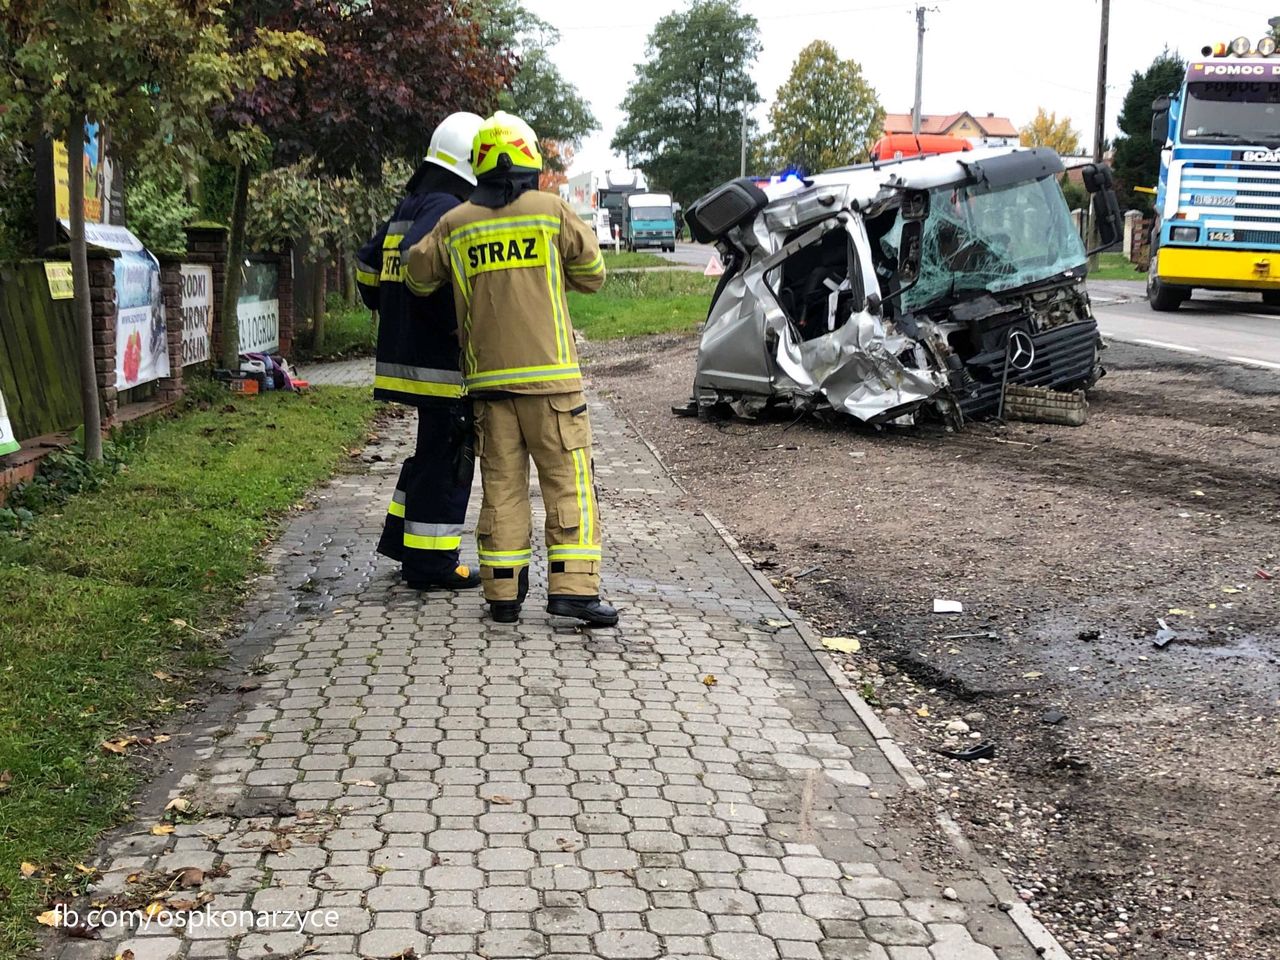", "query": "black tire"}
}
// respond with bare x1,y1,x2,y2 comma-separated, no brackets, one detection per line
1147,250,1188,312
1262,291,1280,307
